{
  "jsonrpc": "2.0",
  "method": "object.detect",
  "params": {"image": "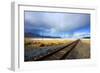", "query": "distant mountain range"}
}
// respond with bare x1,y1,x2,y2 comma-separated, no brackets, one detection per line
82,37,90,39
24,32,61,38
25,32,90,39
